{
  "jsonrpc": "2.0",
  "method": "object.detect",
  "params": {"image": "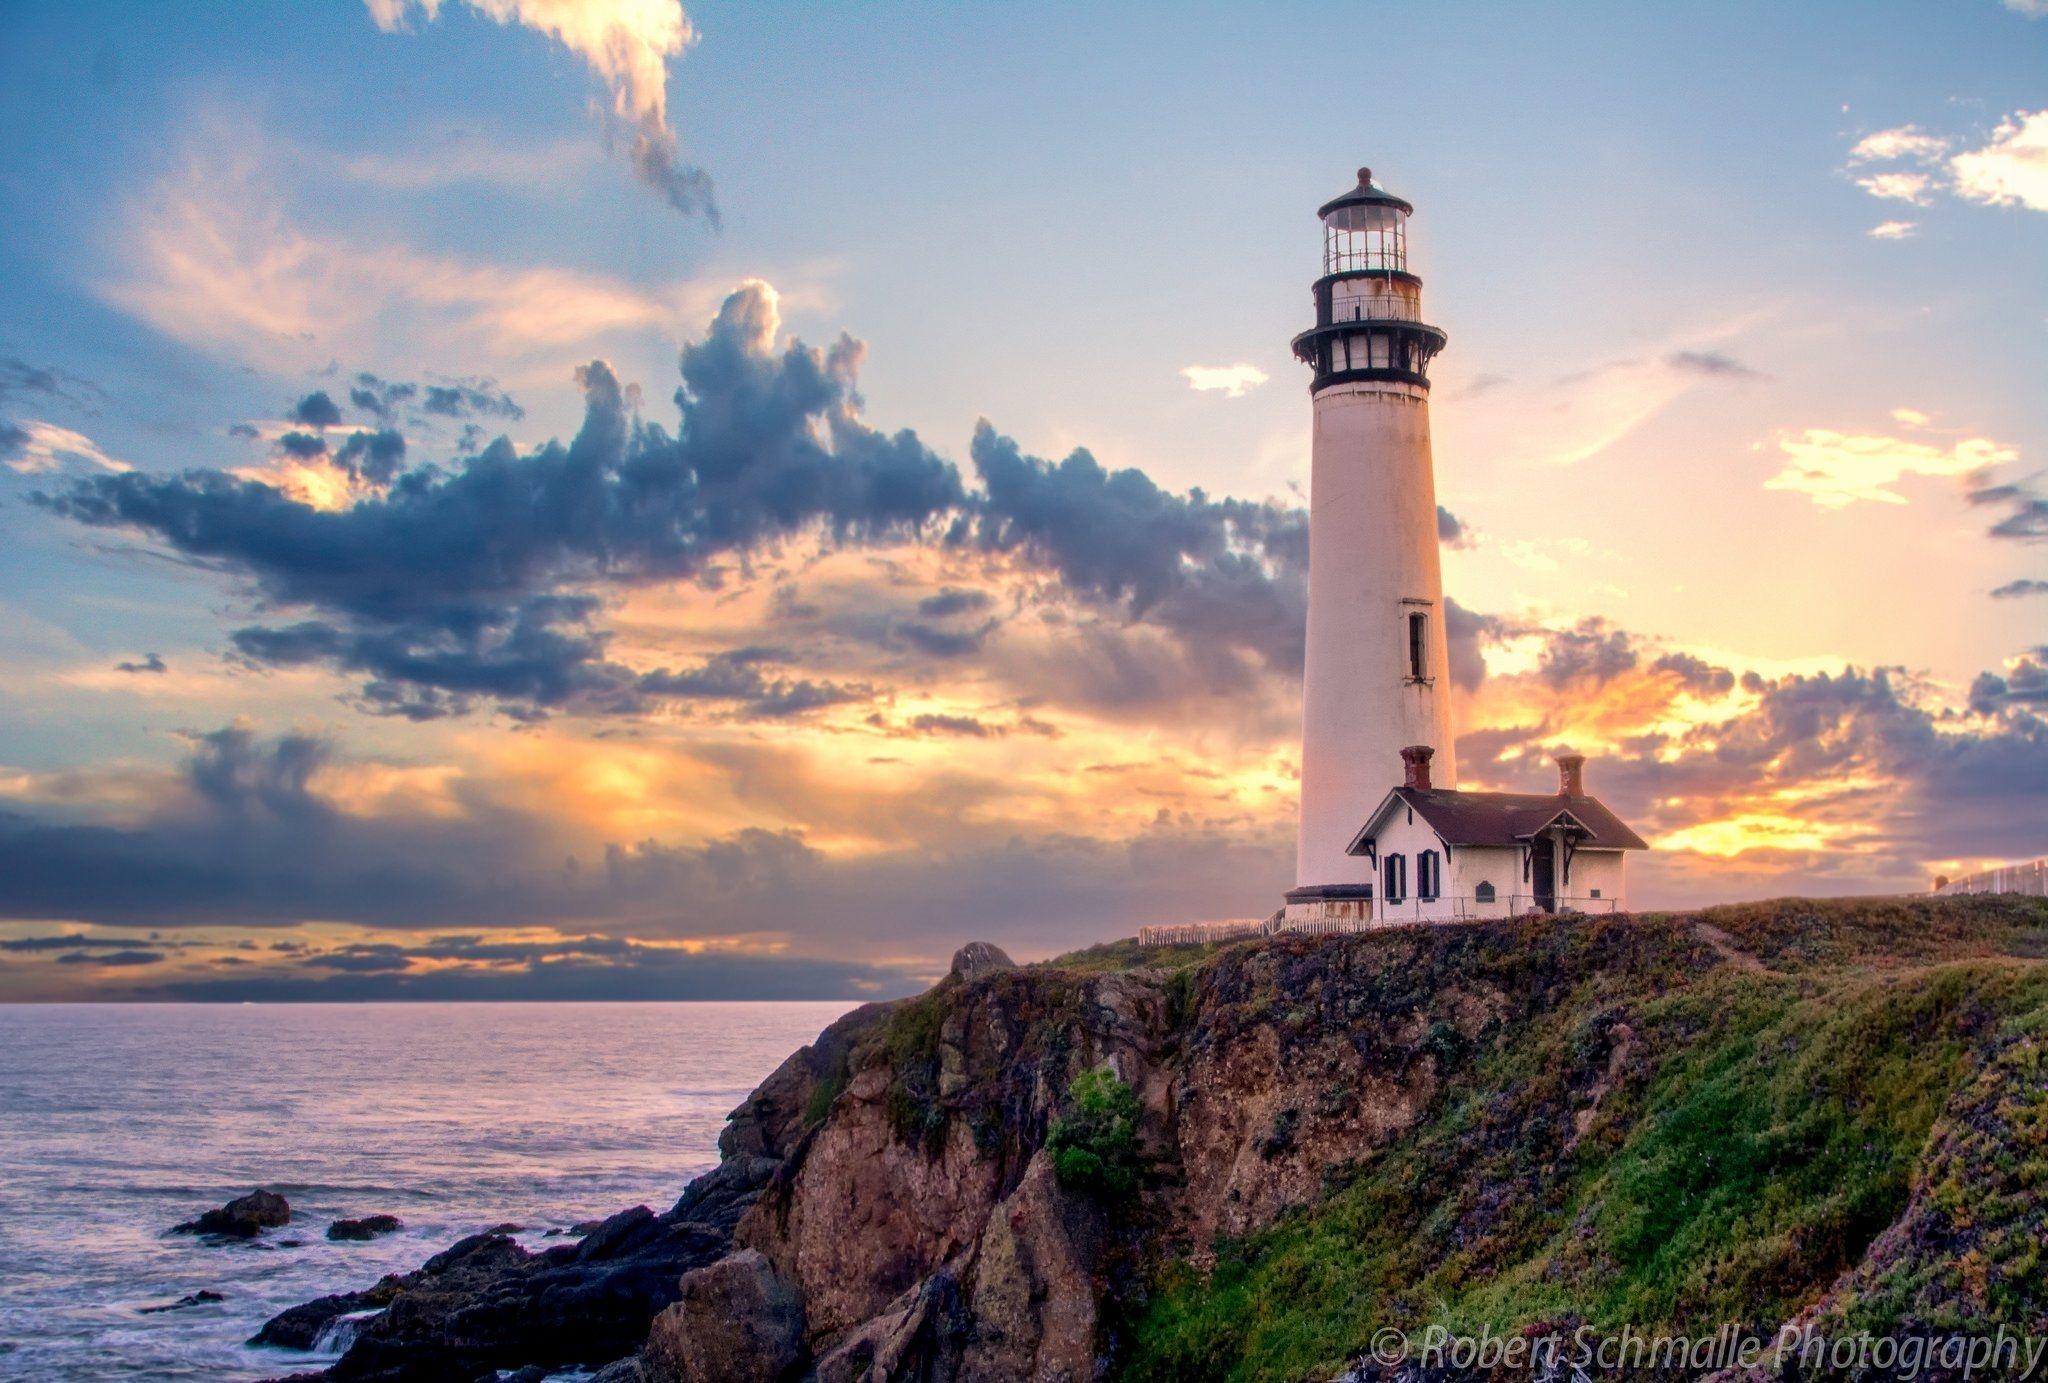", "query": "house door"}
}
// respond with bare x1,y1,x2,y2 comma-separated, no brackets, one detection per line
1531,839,1557,913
